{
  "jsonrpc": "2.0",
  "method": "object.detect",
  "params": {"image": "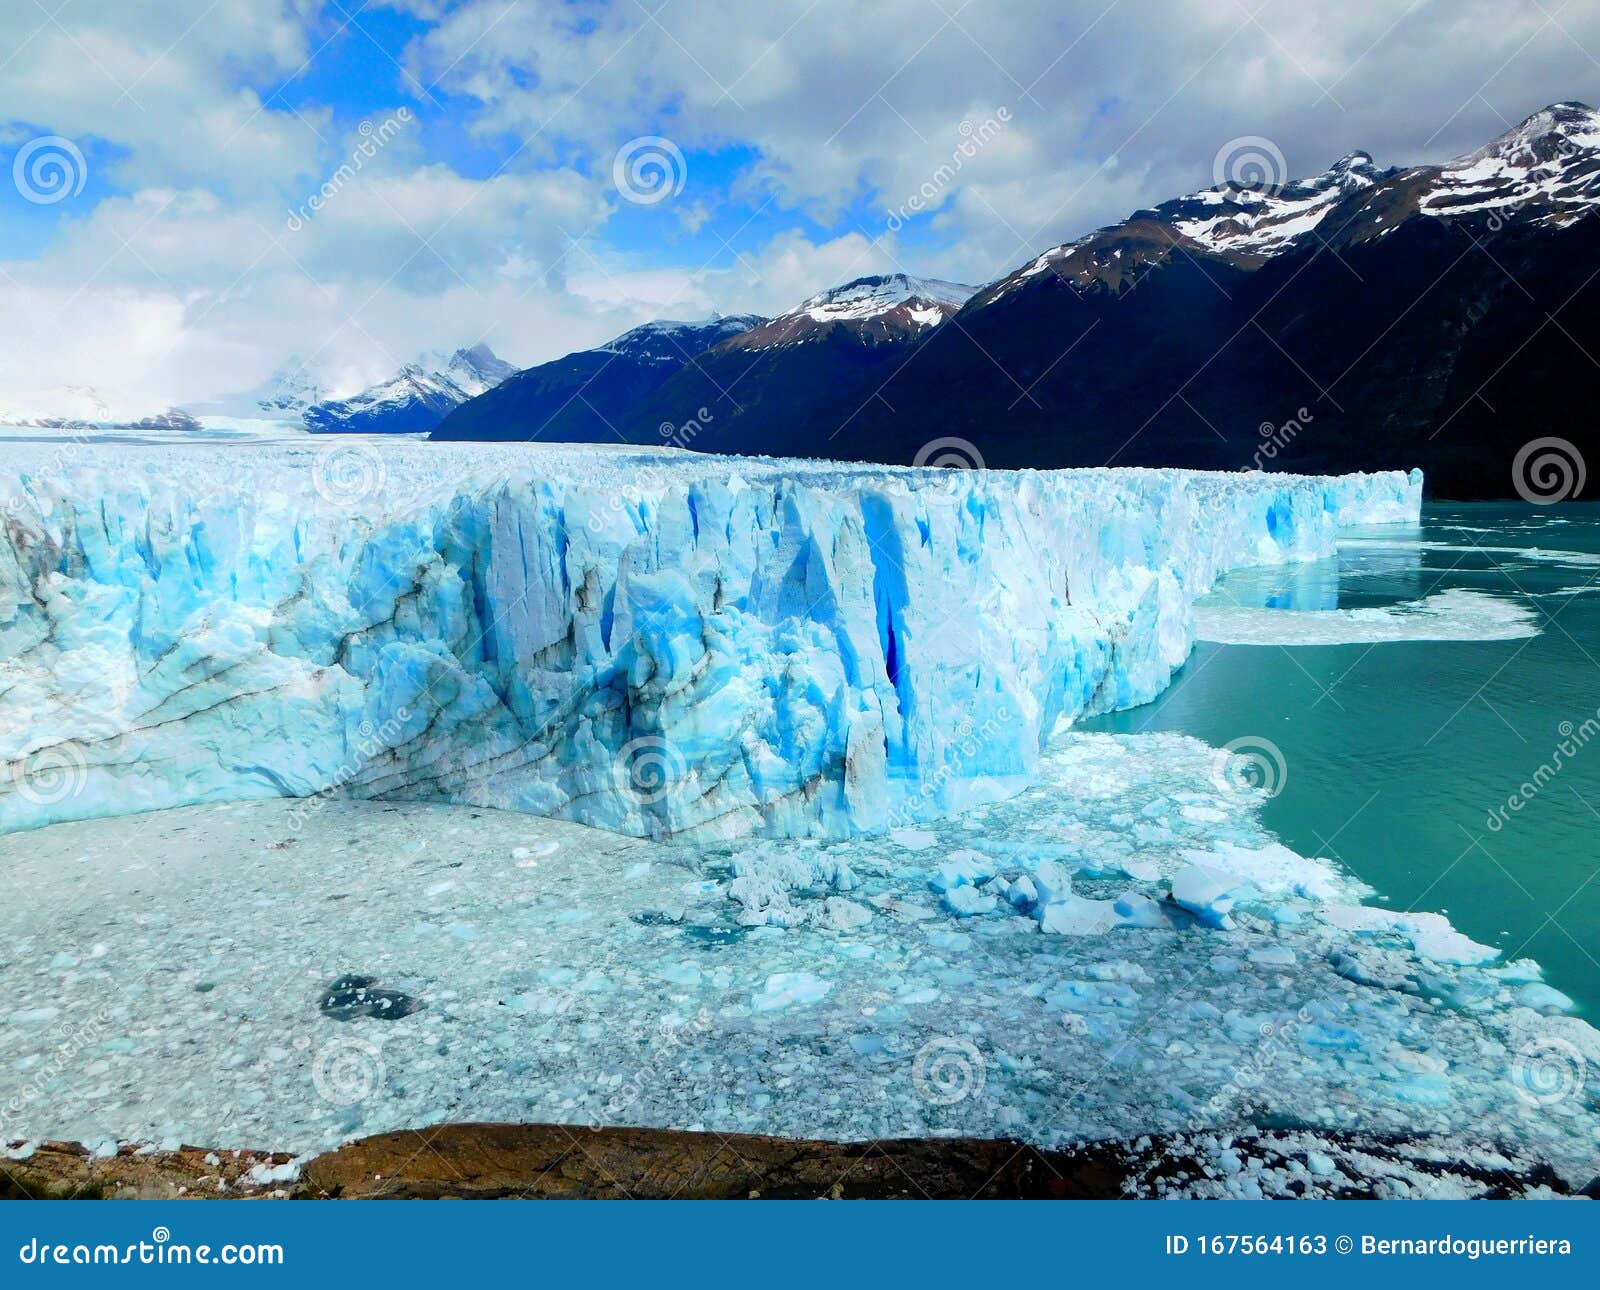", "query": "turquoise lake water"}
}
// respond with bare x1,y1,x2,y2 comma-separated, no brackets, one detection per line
1082,501,1600,1015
